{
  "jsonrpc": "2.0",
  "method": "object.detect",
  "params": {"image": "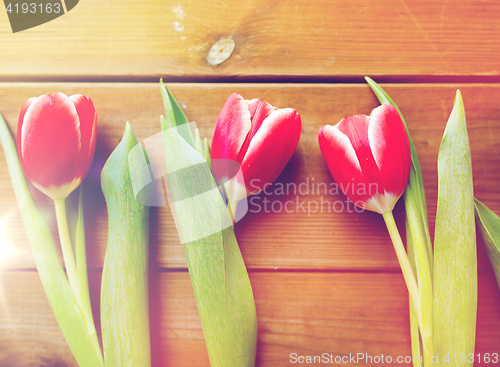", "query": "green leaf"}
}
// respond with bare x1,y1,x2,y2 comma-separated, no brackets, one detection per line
474,199,500,289
101,123,151,367
406,222,423,367
160,79,195,148
405,182,434,361
195,128,204,156
365,77,434,362
0,114,104,367
365,77,432,258
162,119,257,367
433,90,476,366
